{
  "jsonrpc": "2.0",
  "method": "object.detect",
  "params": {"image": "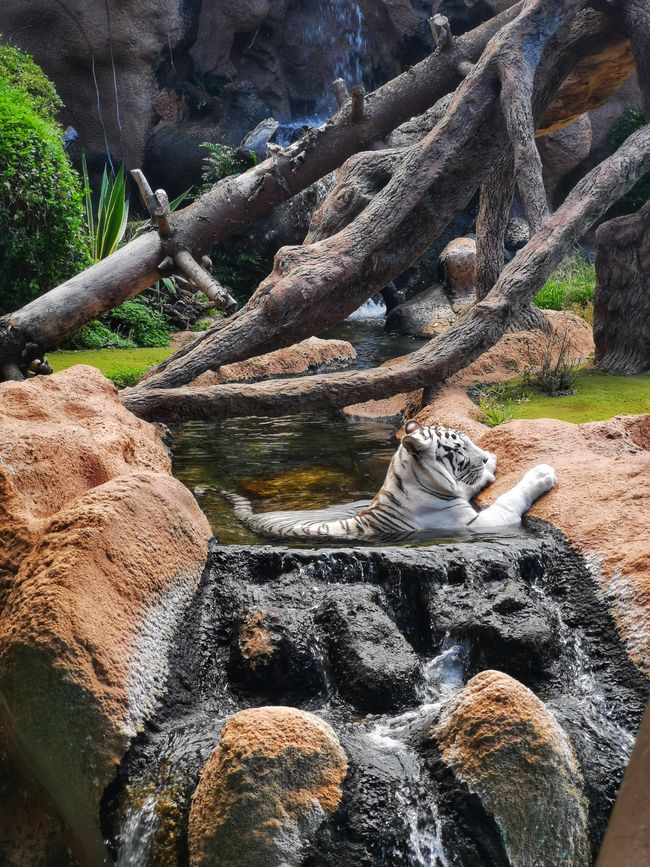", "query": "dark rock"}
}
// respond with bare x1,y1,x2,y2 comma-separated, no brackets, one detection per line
316,587,421,713
385,282,455,337
229,607,327,701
